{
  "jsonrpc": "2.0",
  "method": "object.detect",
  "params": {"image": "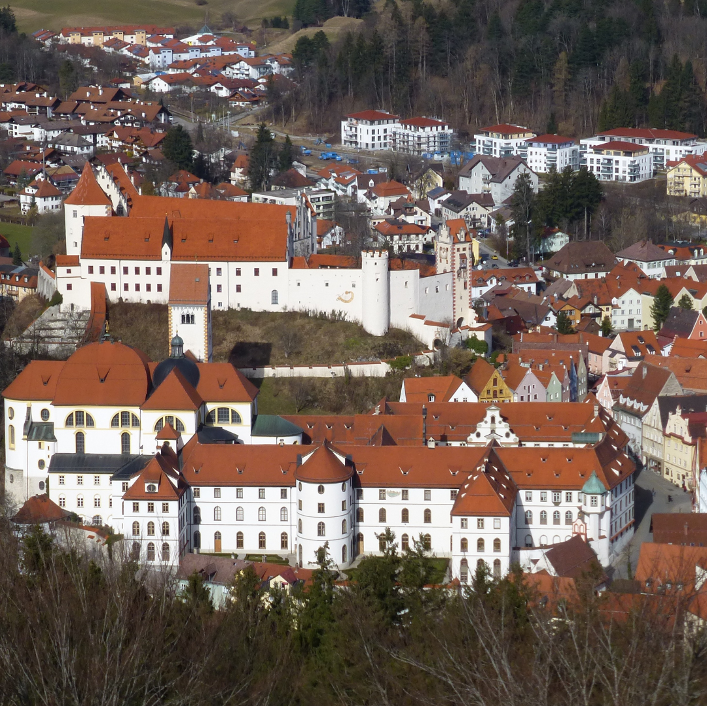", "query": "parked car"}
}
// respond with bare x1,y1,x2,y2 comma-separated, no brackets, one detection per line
491,254,498,260
301,147,312,156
